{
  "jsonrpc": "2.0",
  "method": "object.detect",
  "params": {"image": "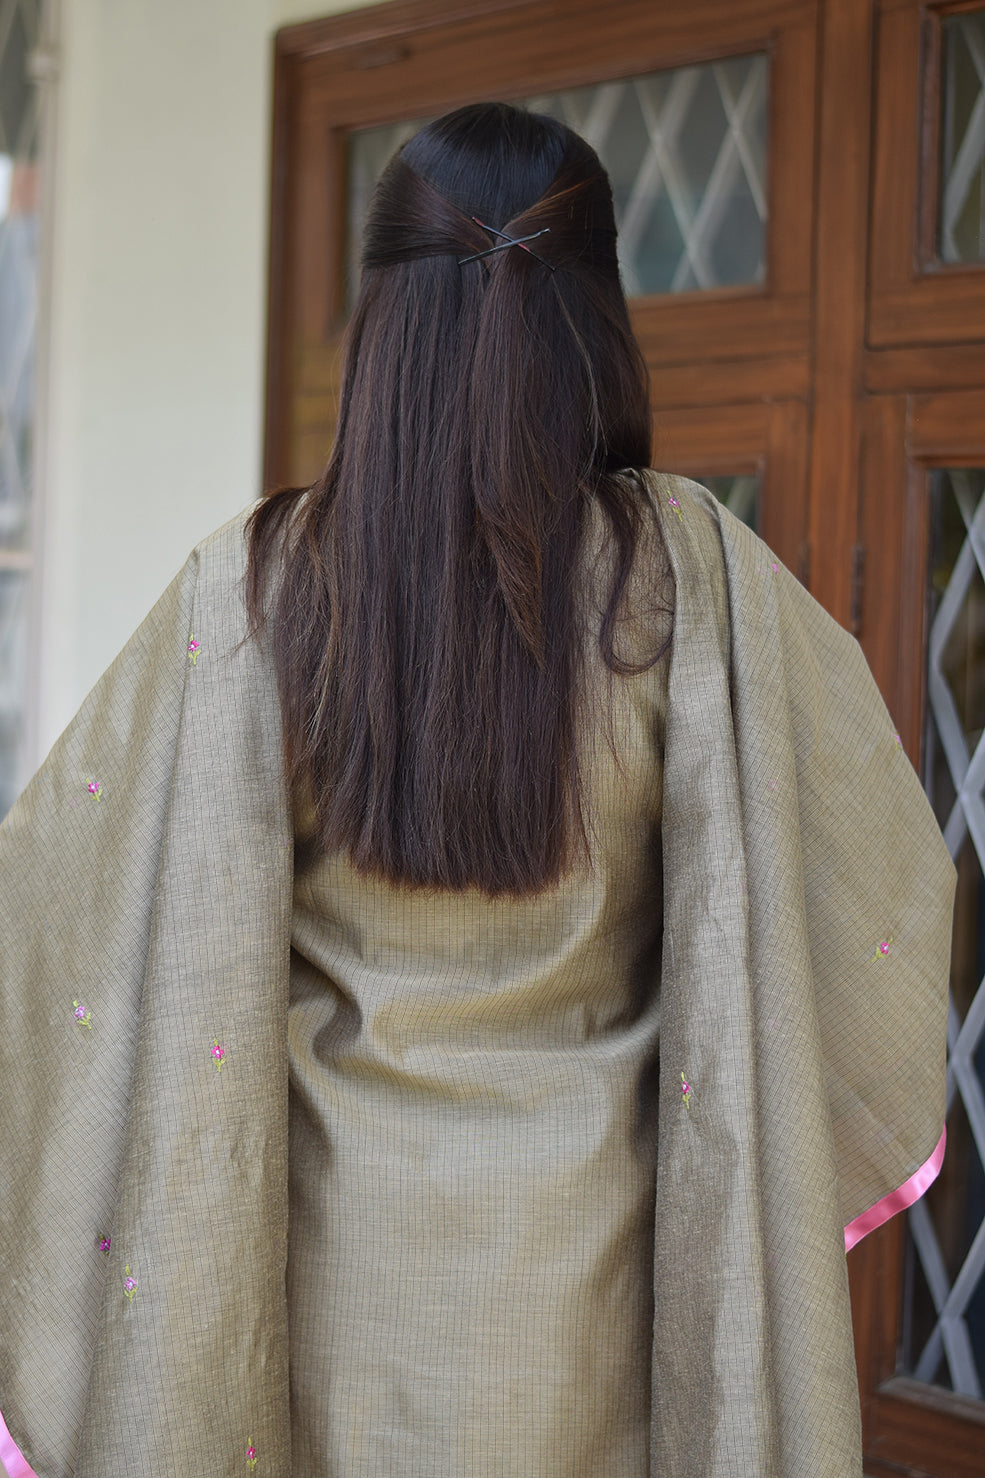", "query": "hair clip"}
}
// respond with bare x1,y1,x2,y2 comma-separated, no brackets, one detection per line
459,221,554,270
